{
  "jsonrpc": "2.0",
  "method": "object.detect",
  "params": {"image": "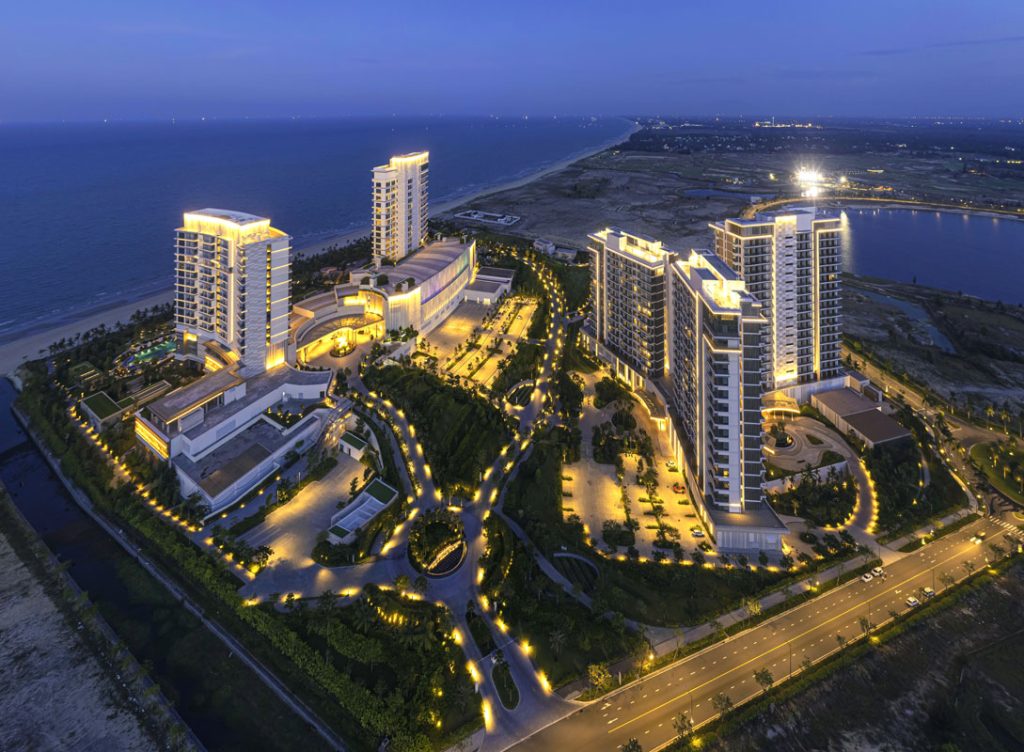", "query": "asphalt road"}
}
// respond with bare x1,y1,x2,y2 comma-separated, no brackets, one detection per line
509,514,1017,752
